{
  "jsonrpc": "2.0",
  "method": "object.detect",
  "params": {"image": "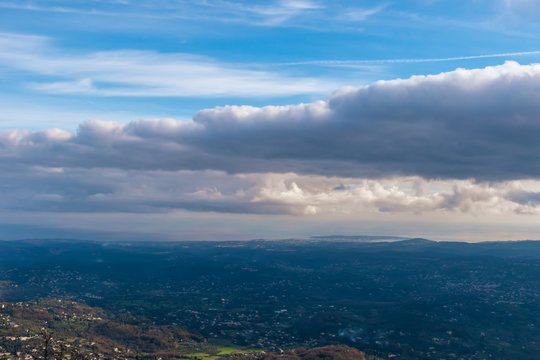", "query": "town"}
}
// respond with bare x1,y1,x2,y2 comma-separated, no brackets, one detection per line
0,239,538,359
